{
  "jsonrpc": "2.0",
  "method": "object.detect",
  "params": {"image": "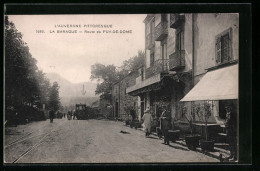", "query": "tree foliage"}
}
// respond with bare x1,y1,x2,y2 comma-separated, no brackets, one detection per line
118,50,145,79
90,64,118,96
48,82,61,112
90,50,145,100
120,50,145,73
5,16,54,123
